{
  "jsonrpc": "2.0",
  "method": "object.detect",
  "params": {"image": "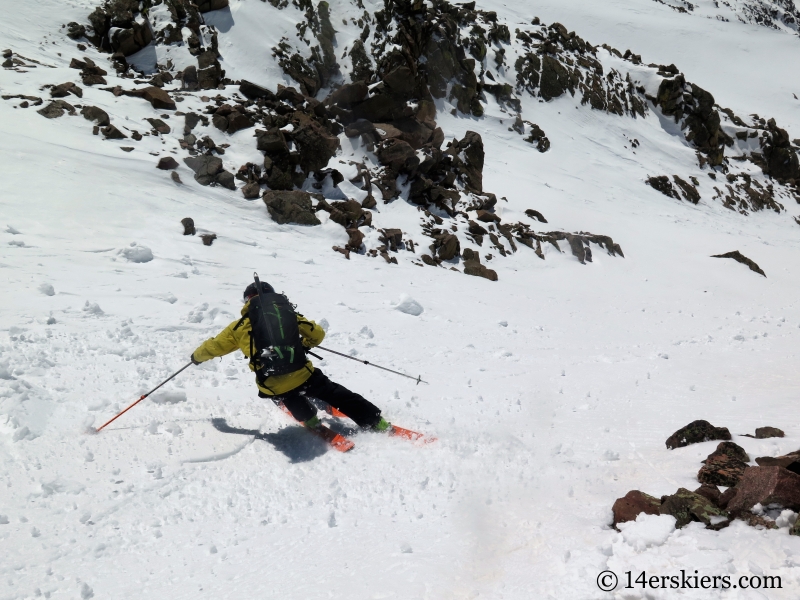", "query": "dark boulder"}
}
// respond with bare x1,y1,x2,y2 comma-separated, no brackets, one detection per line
263,190,320,226
665,420,731,449
435,233,460,260
377,138,418,173
755,427,785,439
540,56,570,101
327,81,368,109
755,450,800,474
146,118,171,134
101,125,127,139
184,155,229,186
241,182,260,199
127,86,176,110
81,105,110,127
239,80,276,101
181,218,196,235
50,82,83,99
698,442,750,487
611,490,661,528
157,156,179,170
711,251,766,277
291,113,340,173
462,248,497,281
109,22,153,57
195,0,229,12
37,100,76,119
525,209,548,223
